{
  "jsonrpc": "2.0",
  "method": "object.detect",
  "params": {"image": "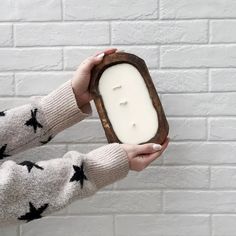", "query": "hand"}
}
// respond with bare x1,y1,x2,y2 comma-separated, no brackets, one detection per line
121,138,169,171
71,48,118,108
